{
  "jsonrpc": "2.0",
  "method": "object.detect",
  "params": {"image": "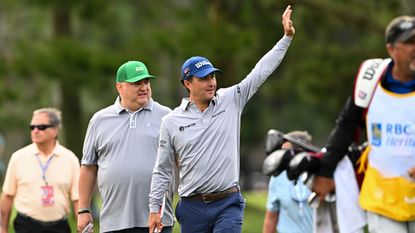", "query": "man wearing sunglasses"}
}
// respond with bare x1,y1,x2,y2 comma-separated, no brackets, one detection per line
0,108,80,233
78,61,174,233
